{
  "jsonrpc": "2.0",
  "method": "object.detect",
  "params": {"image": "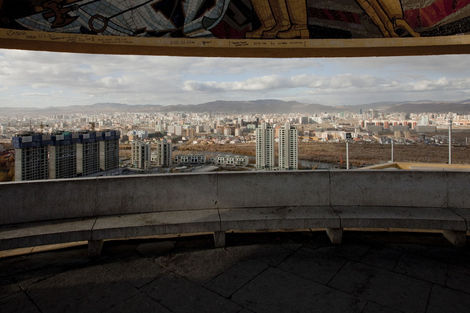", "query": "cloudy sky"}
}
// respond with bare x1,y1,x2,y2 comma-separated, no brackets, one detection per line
1,48,470,108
